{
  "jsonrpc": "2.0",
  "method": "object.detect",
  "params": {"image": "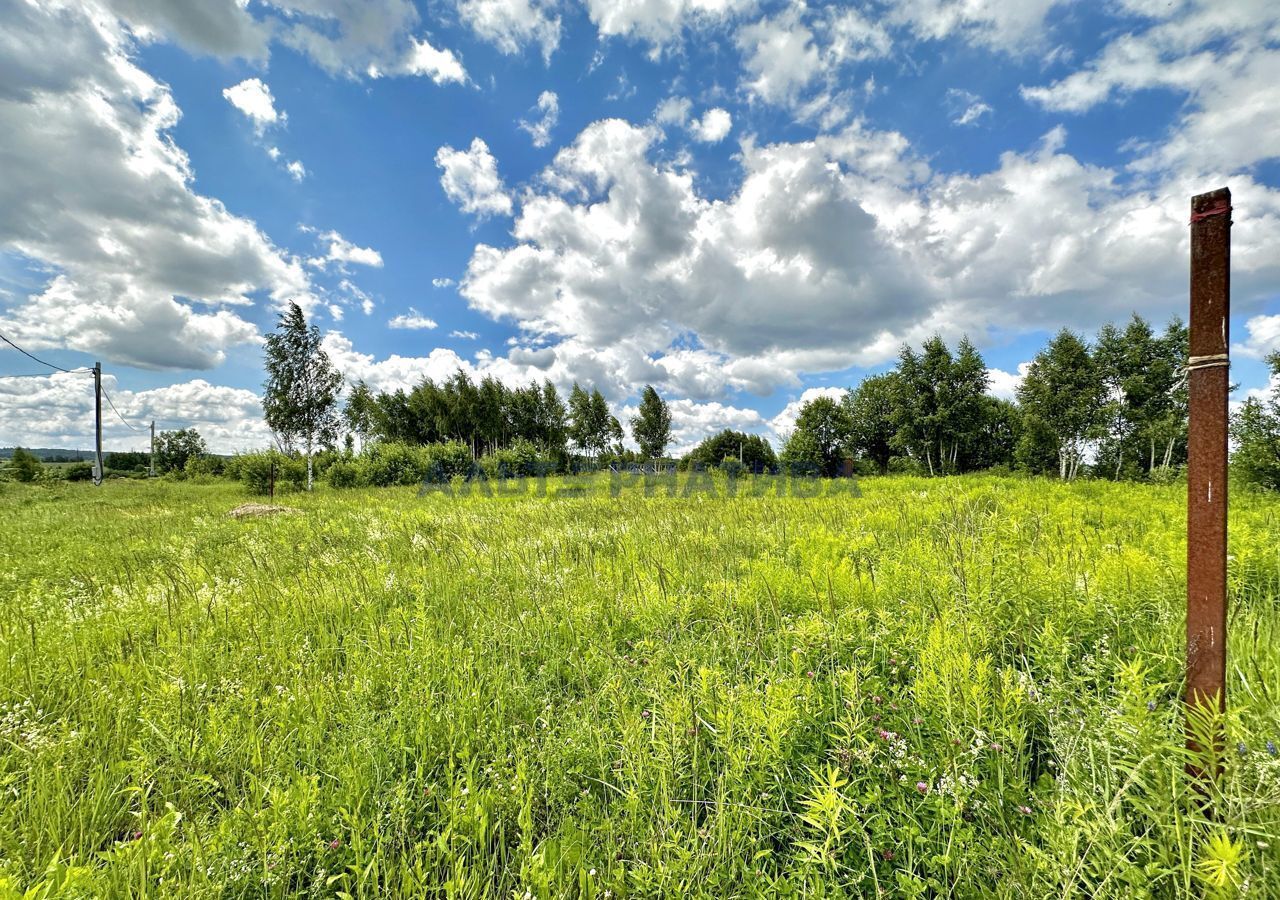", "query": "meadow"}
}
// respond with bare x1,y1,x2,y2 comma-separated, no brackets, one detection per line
0,474,1278,898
